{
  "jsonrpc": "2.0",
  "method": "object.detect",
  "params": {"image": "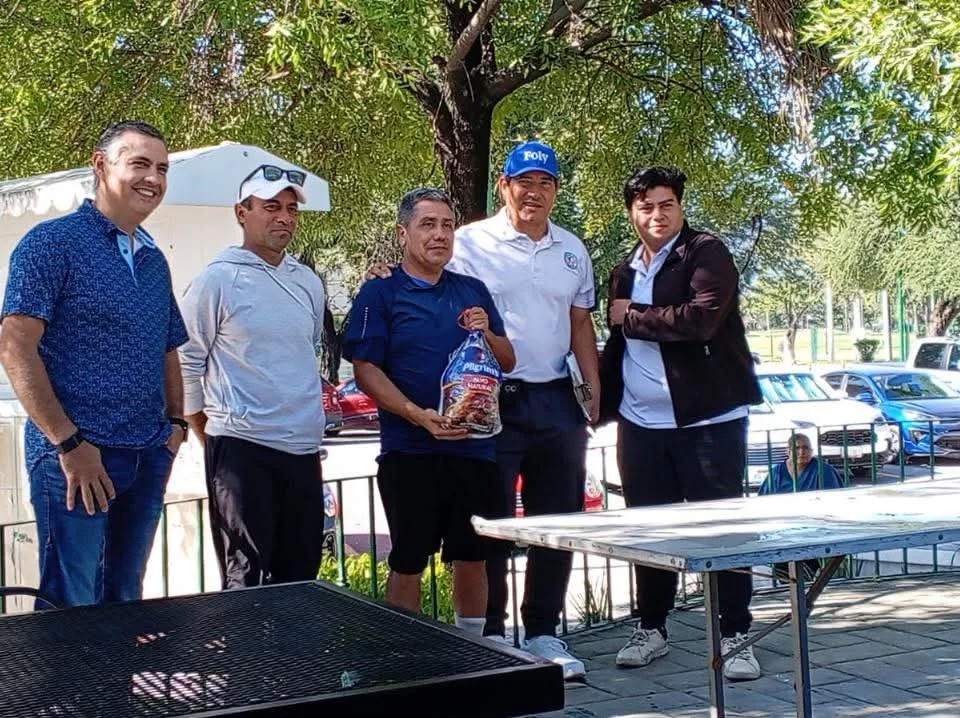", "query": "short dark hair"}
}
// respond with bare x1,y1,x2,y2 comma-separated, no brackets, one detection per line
397,187,455,227
92,121,166,189
95,120,166,155
623,166,687,208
